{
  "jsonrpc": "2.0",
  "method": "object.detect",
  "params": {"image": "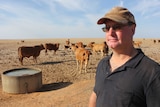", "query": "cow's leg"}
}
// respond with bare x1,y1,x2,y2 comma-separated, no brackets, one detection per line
101,50,104,57
19,57,23,65
103,47,108,56
76,60,79,71
79,61,83,74
45,49,48,55
93,50,97,56
54,50,56,54
84,60,88,73
33,57,37,63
